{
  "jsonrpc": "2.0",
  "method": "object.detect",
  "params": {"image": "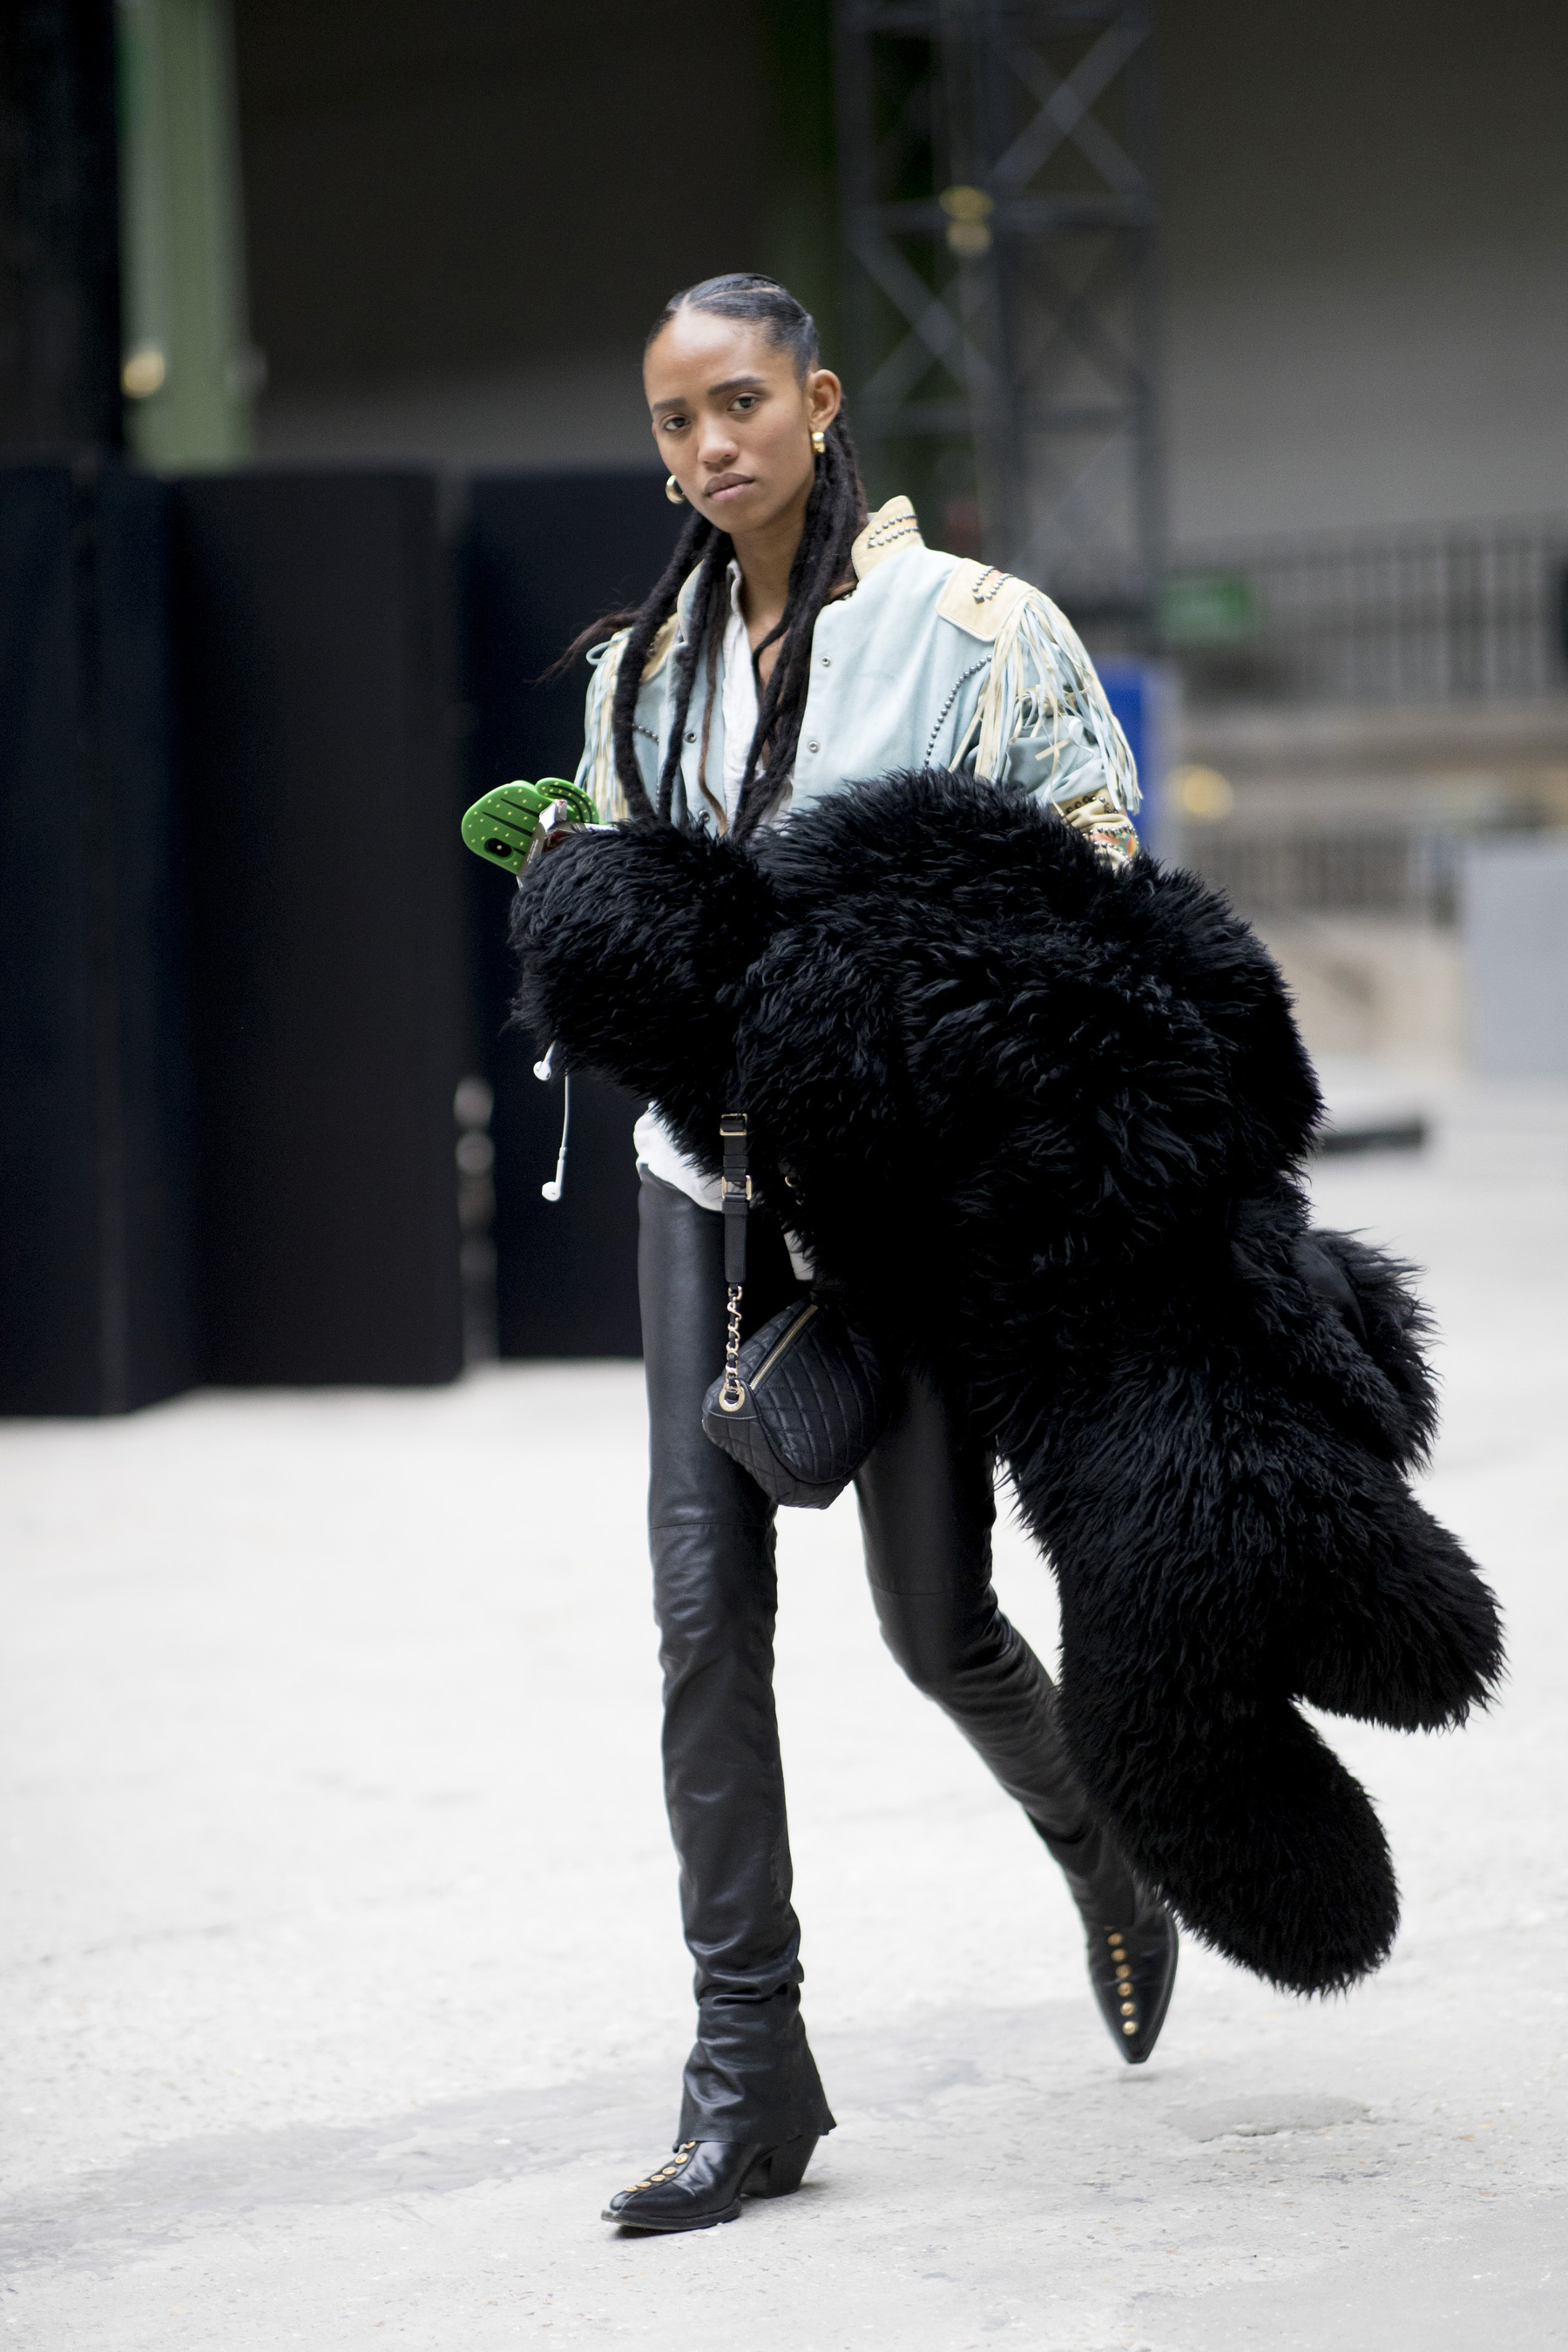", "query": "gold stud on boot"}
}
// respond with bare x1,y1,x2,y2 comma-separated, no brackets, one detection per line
621,2142,696,2194
604,2135,818,2233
